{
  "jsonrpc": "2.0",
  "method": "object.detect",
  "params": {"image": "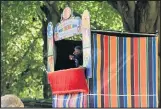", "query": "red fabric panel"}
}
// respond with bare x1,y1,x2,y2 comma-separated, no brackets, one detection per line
48,68,89,95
